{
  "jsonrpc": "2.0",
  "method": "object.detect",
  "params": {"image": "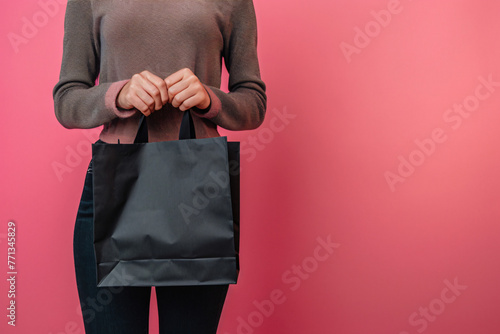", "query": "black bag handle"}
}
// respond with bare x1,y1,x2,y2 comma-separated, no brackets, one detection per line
134,111,196,144
178,110,196,141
